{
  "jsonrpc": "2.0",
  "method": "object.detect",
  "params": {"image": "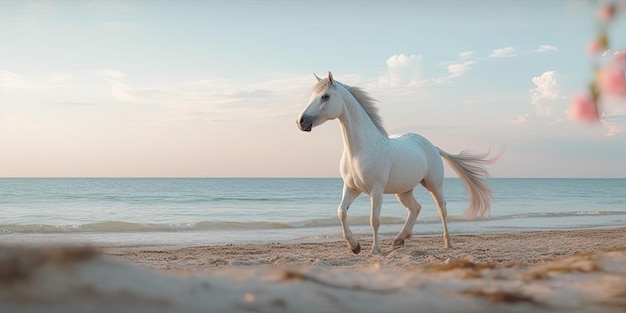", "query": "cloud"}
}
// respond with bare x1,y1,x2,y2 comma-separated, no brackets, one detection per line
530,71,560,115
178,76,315,123
110,81,147,103
378,51,478,89
88,73,317,123
387,54,419,68
458,51,474,59
534,45,558,53
0,71,312,123
516,70,625,136
598,98,626,136
376,52,477,90
602,117,626,137
378,54,423,87
435,51,478,83
489,47,518,58
376,53,472,89
447,61,475,78
1,68,152,106
97,69,126,79
96,70,147,103
0,70,31,89
0,70,72,90
511,71,566,127
488,45,558,58
510,114,529,125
